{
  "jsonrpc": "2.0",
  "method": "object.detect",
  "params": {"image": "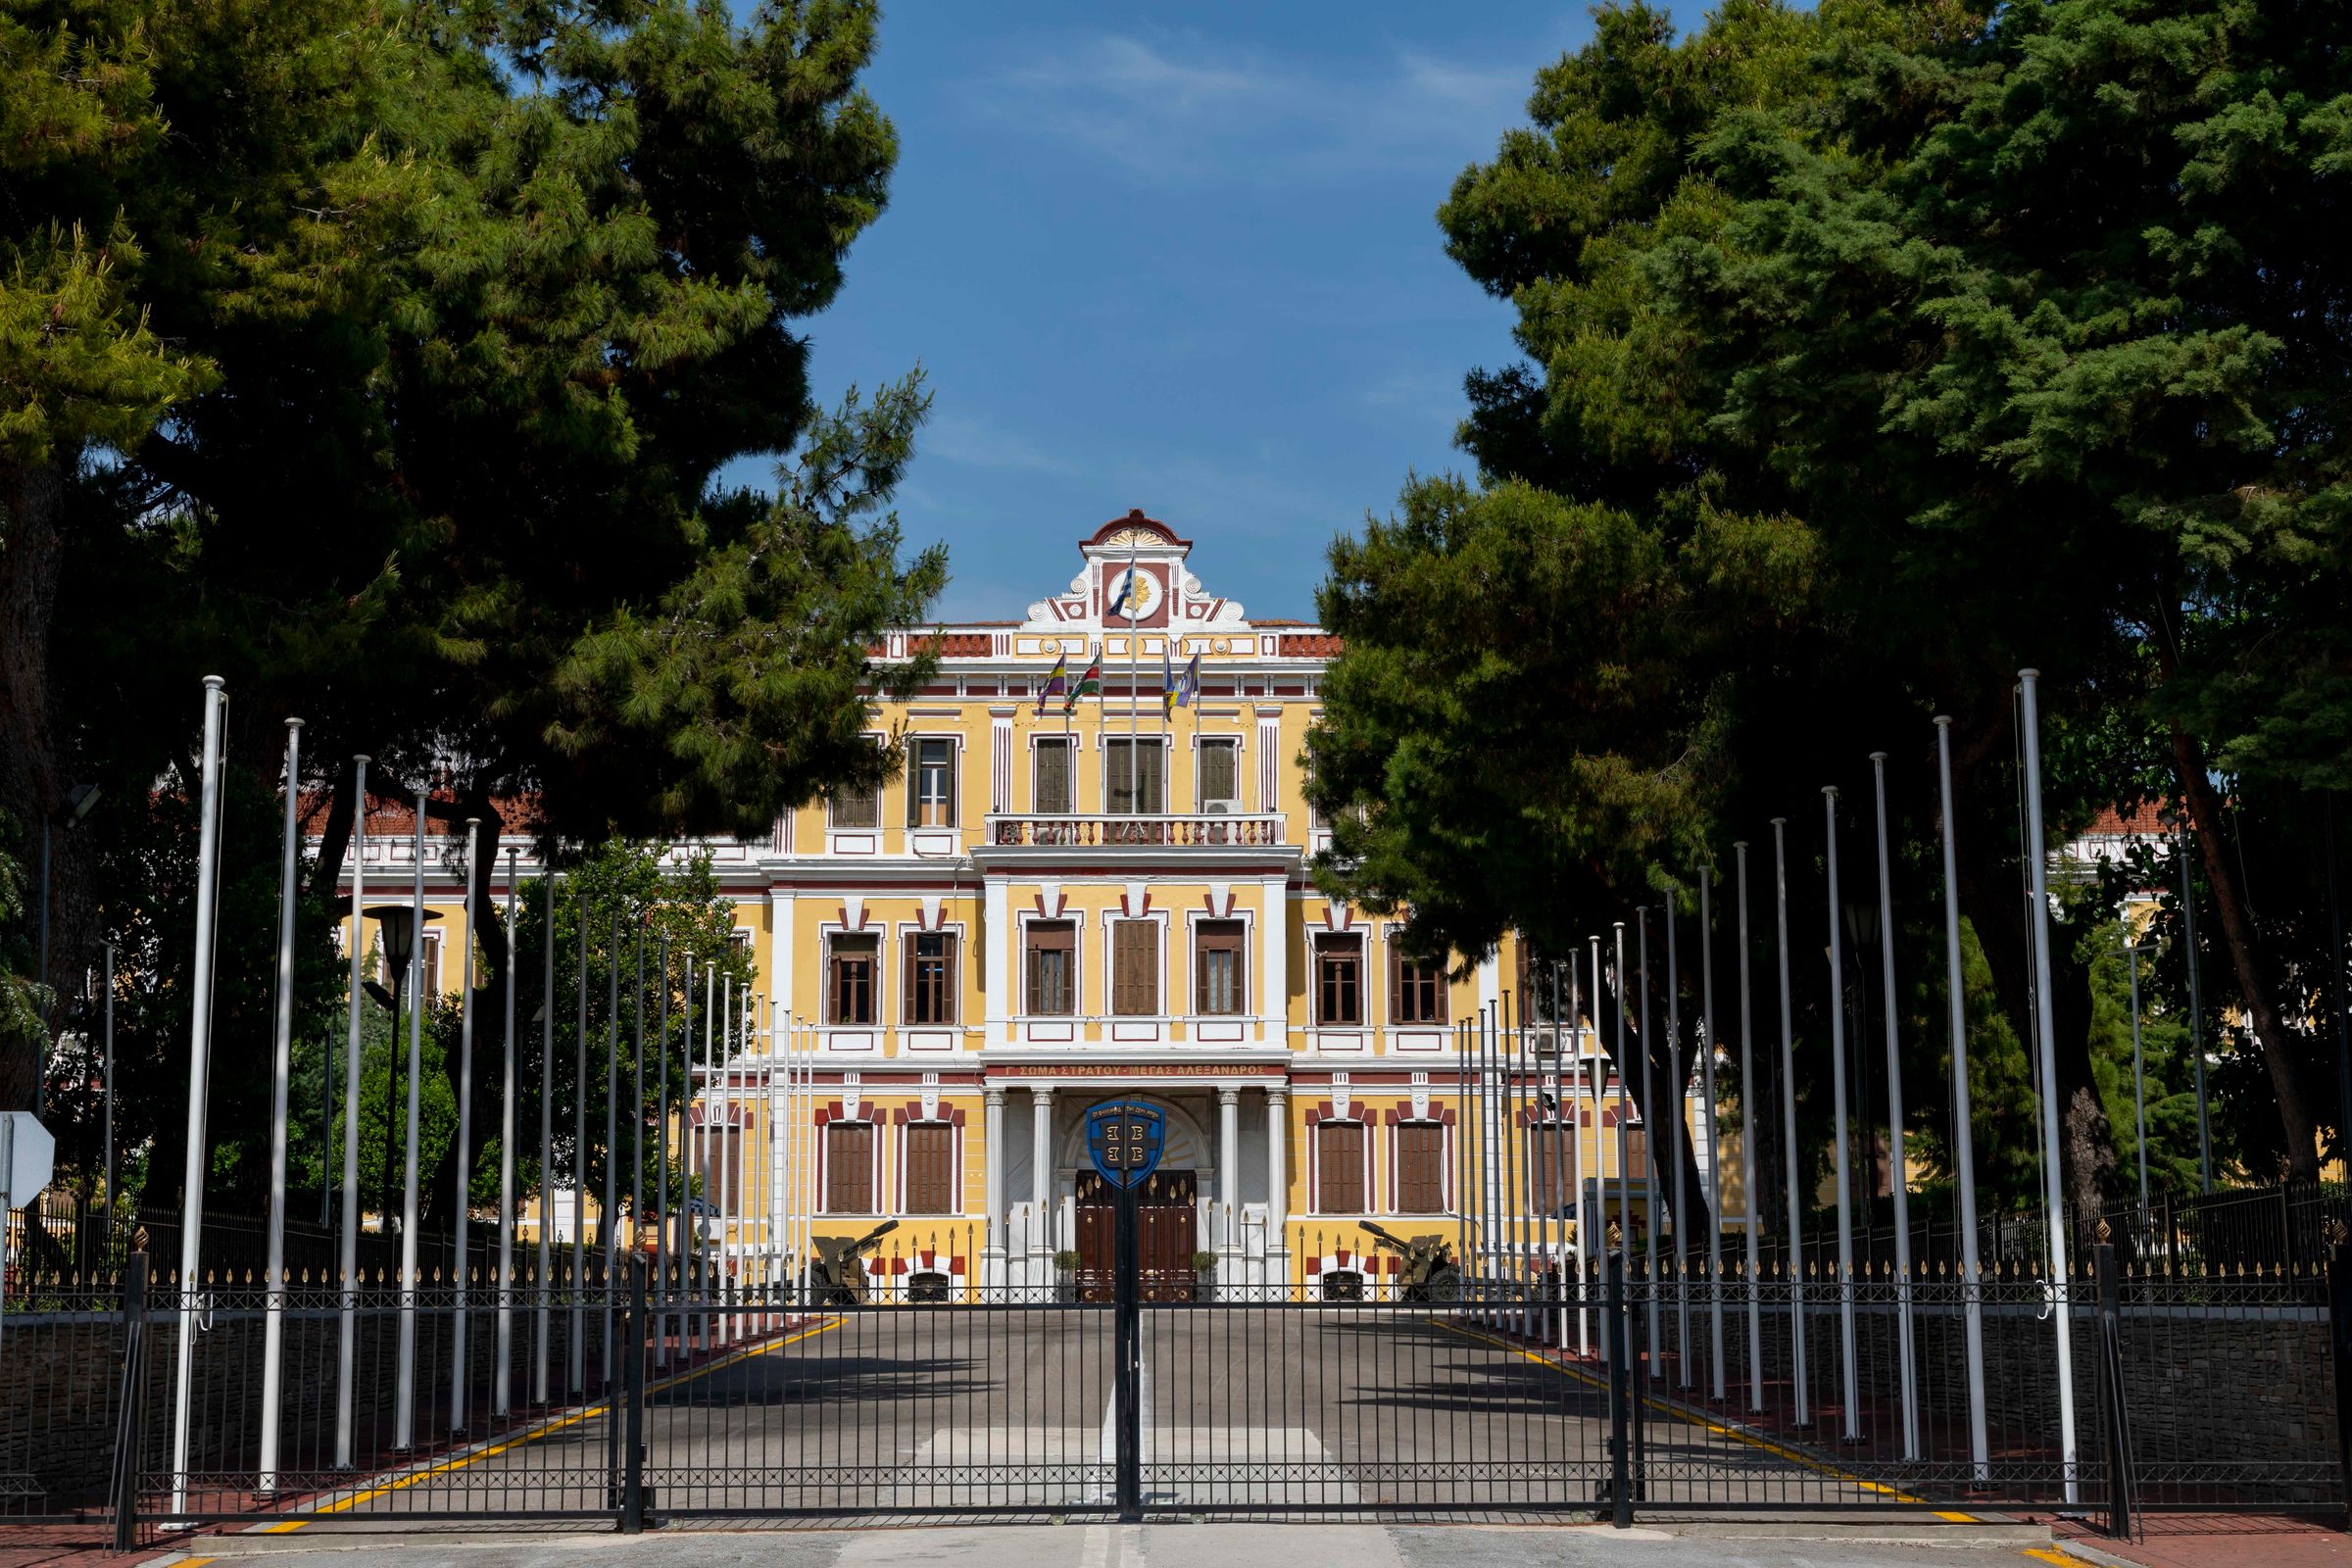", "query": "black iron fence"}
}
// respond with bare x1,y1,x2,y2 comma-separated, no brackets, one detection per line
2,1244,2343,1539
1729,1178,2352,1284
